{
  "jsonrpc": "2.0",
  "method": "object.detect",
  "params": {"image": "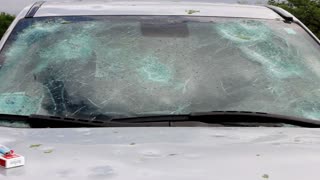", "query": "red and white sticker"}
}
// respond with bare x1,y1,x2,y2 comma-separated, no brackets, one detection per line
0,154,25,169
